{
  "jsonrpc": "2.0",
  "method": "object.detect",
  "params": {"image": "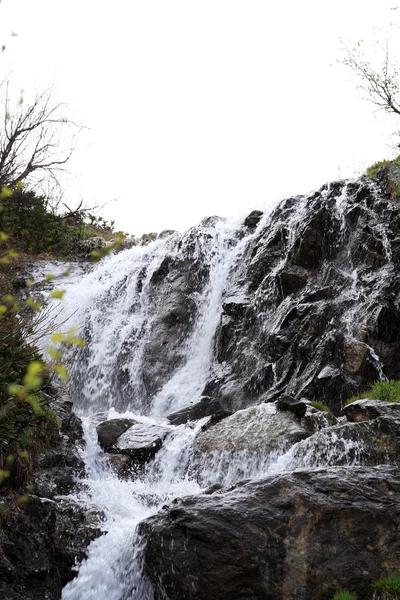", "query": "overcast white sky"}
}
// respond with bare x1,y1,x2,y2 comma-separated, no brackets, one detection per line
0,1,399,235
